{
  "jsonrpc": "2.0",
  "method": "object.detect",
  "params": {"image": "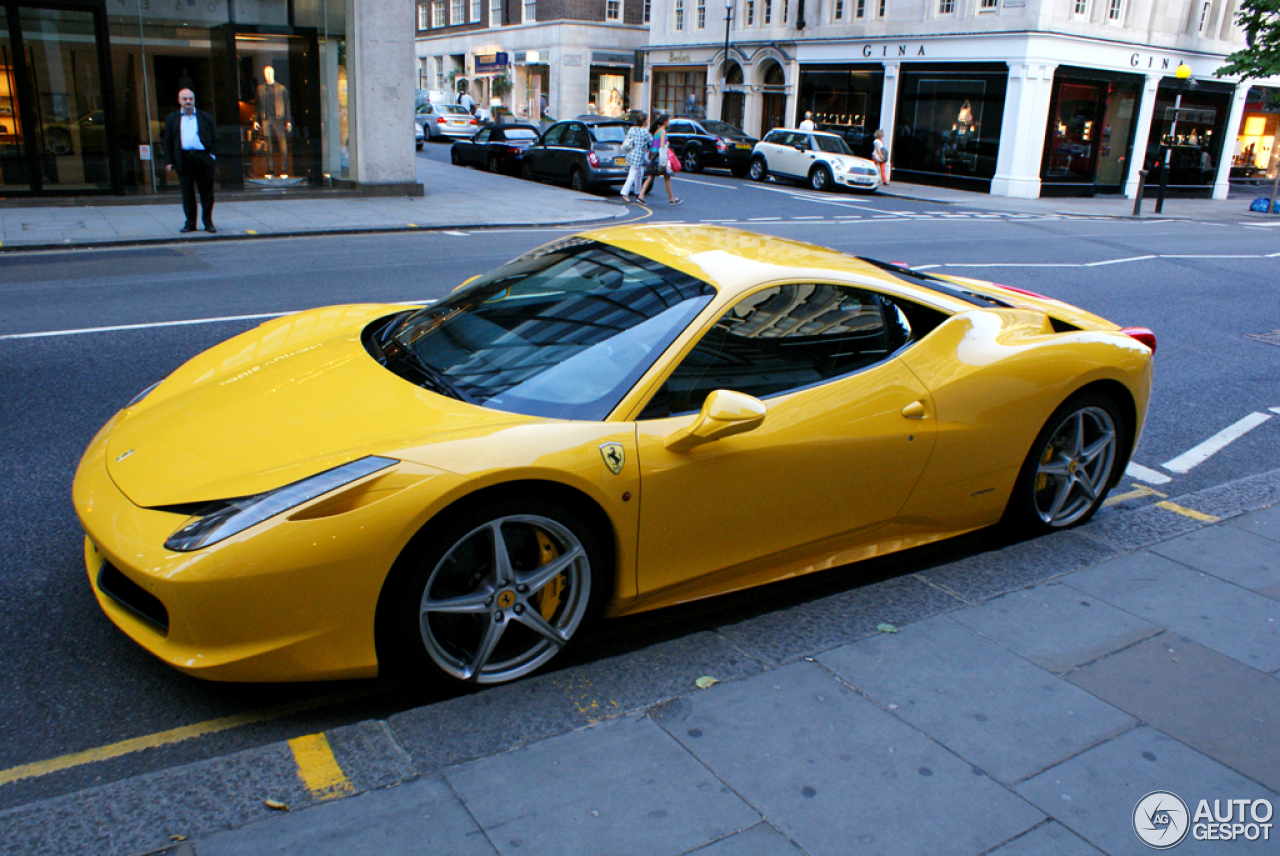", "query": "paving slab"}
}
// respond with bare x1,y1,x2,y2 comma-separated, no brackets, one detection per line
818,616,1134,785
1066,633,1280,792
444,714,758,856
916,530,1118,603
1016,726,1279,856
1065,551,1280,672
196,775,497,856
652,660,1044,856
1225,505,1280,543
986,822,1104,856
950,582,1162,674
1150,526,1280,600
685,822,807,856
